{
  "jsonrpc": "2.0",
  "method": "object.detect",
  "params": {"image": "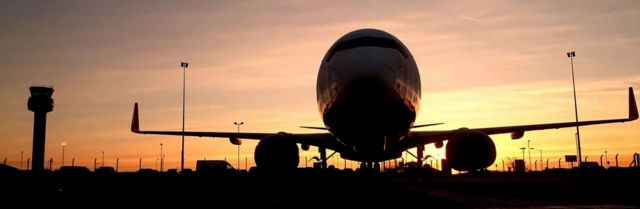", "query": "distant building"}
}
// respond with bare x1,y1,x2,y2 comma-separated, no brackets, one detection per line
514,159,526,173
